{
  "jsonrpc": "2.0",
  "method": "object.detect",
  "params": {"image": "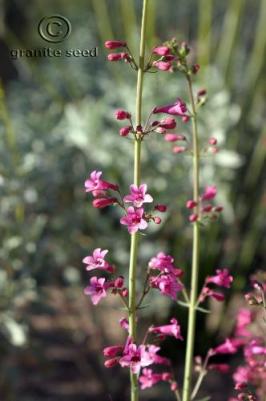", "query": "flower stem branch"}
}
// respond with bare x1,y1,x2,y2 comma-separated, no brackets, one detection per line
128,1,149,401
182,74,201,401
